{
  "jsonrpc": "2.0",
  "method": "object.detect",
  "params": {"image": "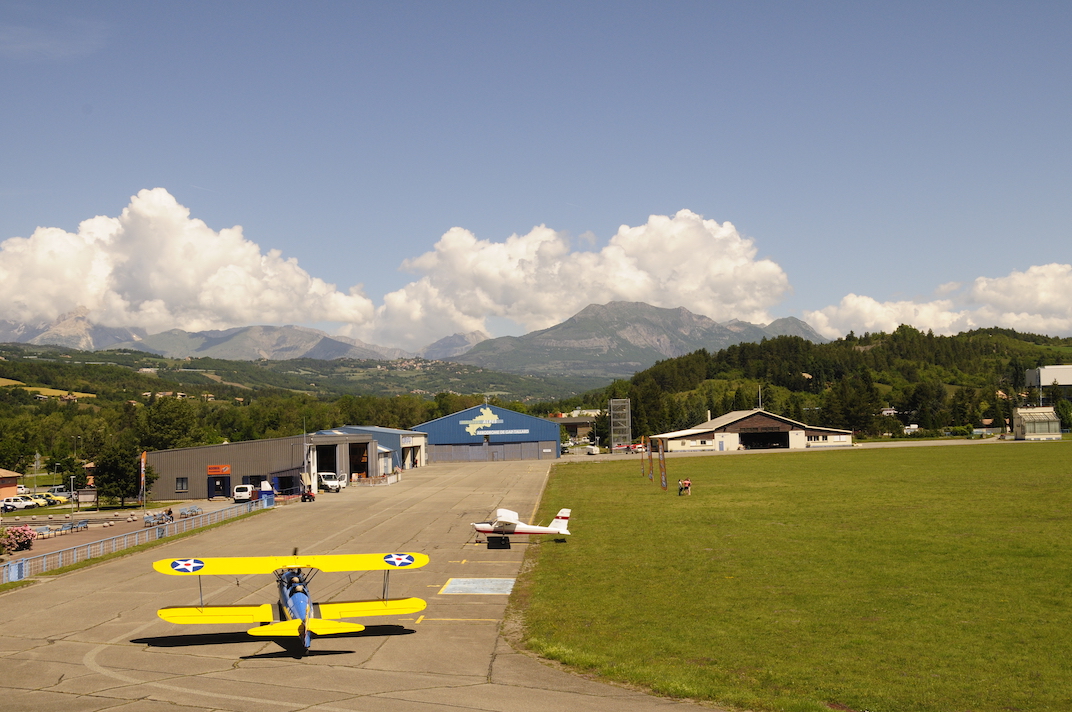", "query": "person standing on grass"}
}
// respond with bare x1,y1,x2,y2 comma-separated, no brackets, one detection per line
682,478,691,495
677,479,684,496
